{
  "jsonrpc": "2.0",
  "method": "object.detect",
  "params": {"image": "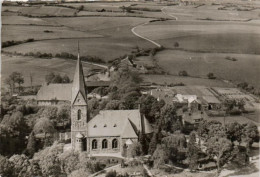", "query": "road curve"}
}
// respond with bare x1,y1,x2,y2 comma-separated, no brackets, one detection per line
131,6,178,48
131,22,161,48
